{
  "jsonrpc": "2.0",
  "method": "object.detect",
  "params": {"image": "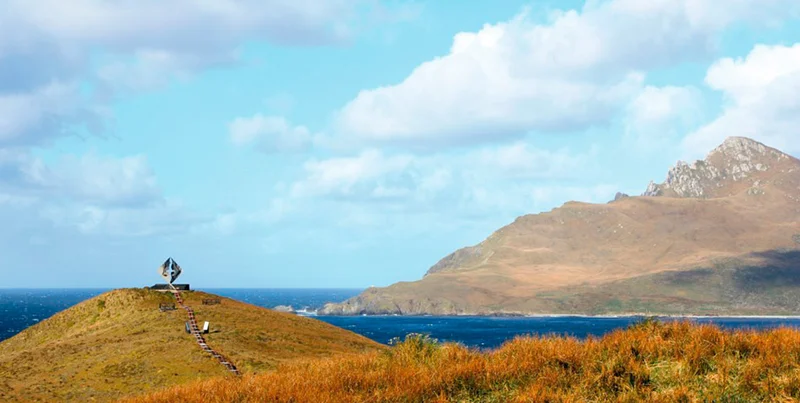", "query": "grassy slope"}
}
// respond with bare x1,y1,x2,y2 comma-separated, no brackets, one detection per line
533,250,800,315
0,288,383,402
124,320,800,402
